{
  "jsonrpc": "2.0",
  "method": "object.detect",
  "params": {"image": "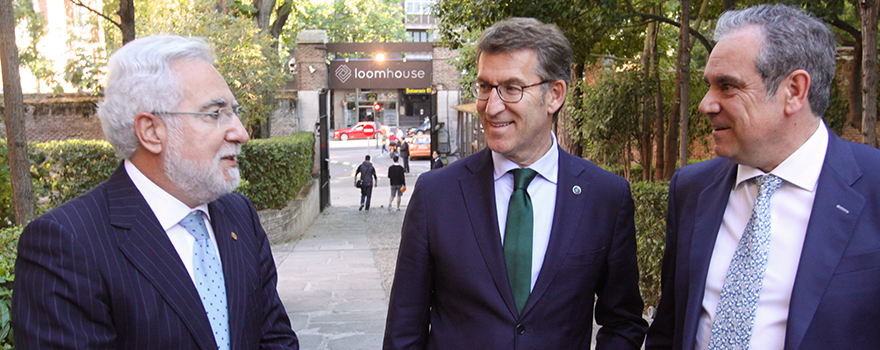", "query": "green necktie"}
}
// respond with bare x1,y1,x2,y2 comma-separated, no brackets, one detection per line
504,168,538,314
